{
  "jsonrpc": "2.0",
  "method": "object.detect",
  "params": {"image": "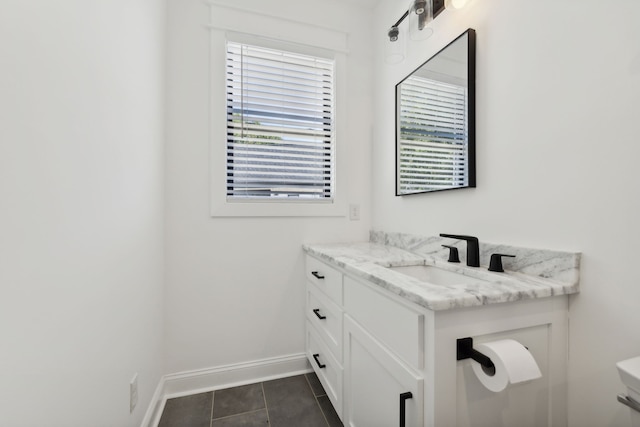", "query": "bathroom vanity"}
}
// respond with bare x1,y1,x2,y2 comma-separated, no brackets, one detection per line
303,232,580,427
